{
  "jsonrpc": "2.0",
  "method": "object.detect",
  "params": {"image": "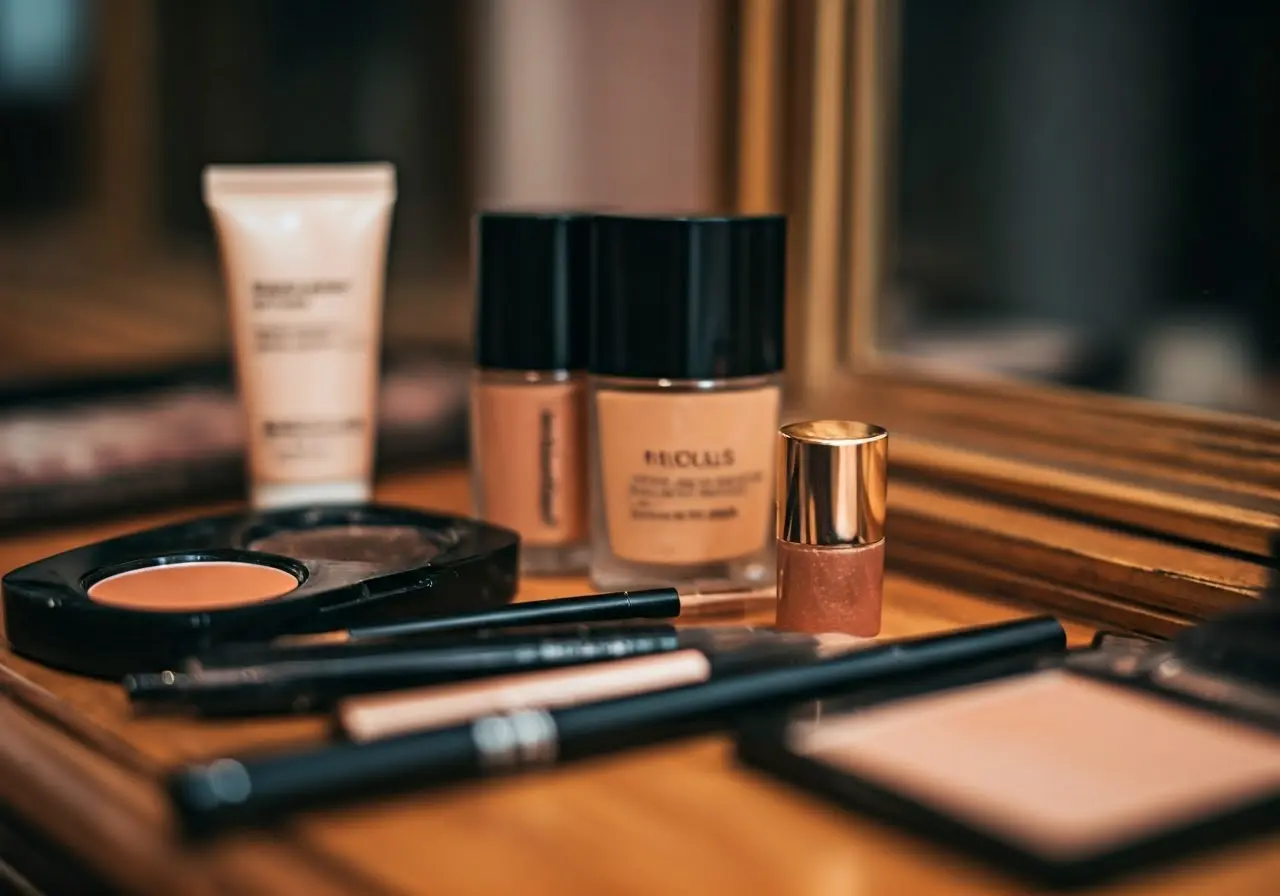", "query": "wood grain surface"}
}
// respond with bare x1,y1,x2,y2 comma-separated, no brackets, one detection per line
890,481,1266,618
891,435,1280,556
0,467,1276,895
